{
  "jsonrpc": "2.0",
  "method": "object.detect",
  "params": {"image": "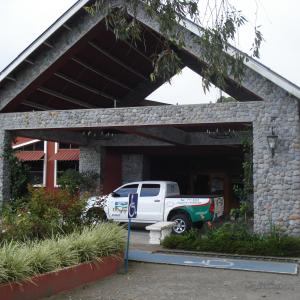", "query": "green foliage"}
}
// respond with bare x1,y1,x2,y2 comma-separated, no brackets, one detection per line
216,96,237,103
0,241,34,284
57,169,99,195
150,48,182,83
85,206,107,224
0,187,87,241
233,134,253,219
0,223,126,284
162,222,300,257
85,0,263,91
3,148,30,201
230,202,252,222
